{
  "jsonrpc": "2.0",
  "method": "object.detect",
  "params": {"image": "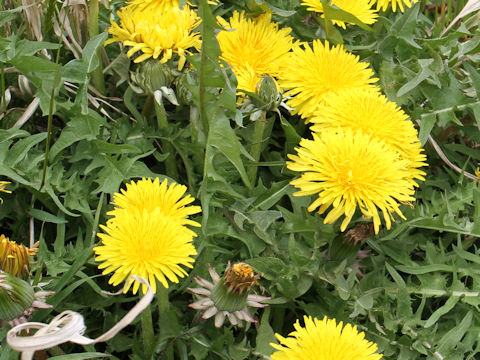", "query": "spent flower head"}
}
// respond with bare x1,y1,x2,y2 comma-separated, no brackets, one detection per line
188,262,270,328
271,315,383,360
